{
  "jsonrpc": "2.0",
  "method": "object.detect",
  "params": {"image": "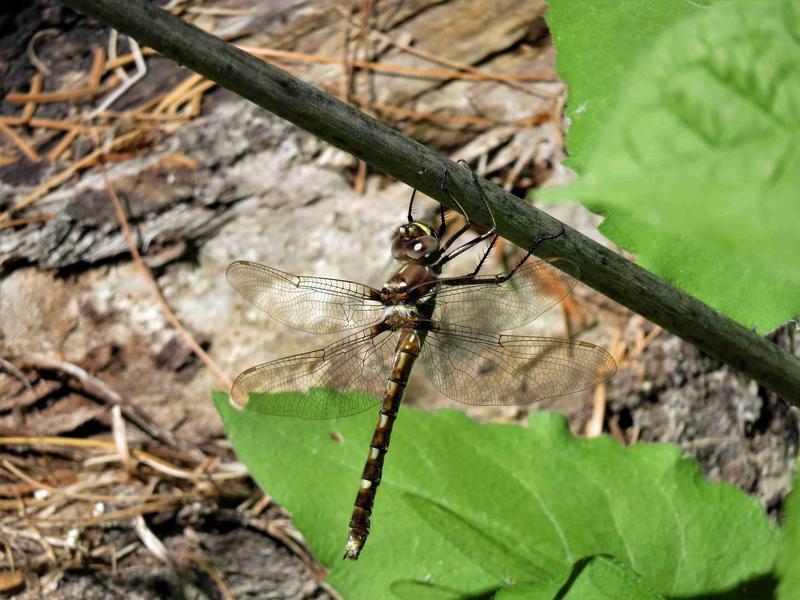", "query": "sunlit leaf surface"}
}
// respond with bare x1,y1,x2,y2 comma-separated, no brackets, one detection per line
777,458,800,599
214,392,777,599
542,0,800,332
